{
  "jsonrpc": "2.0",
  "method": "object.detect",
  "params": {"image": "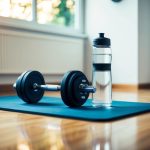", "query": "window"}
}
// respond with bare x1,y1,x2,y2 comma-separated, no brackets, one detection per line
37,0,75,27
0,0,32,21
0,0,82,34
